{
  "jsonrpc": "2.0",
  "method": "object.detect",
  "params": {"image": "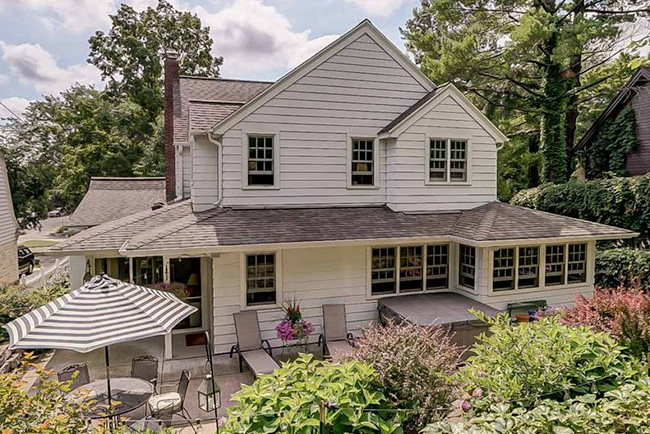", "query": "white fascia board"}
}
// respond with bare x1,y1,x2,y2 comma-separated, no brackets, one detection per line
211,19,435,136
